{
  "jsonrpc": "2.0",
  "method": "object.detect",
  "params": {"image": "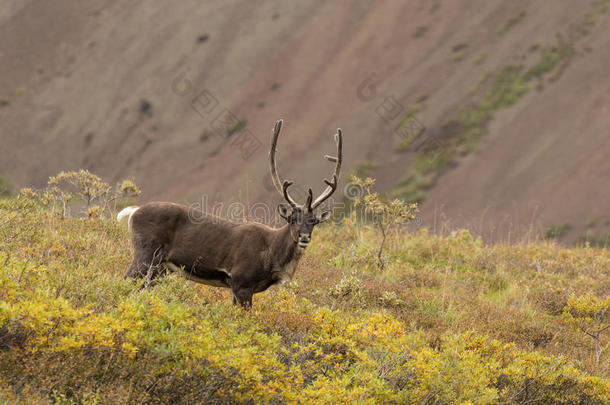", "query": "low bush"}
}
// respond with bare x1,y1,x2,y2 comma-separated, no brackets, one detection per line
0,180,608,403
